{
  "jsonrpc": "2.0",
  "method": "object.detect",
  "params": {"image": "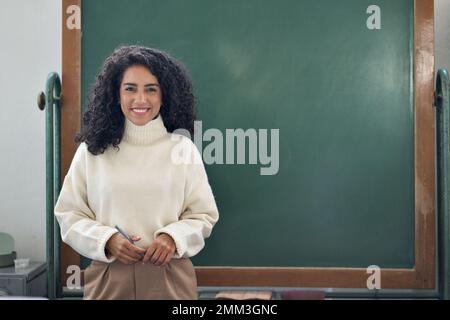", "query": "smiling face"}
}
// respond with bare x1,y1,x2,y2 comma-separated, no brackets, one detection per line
119,65,162,126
